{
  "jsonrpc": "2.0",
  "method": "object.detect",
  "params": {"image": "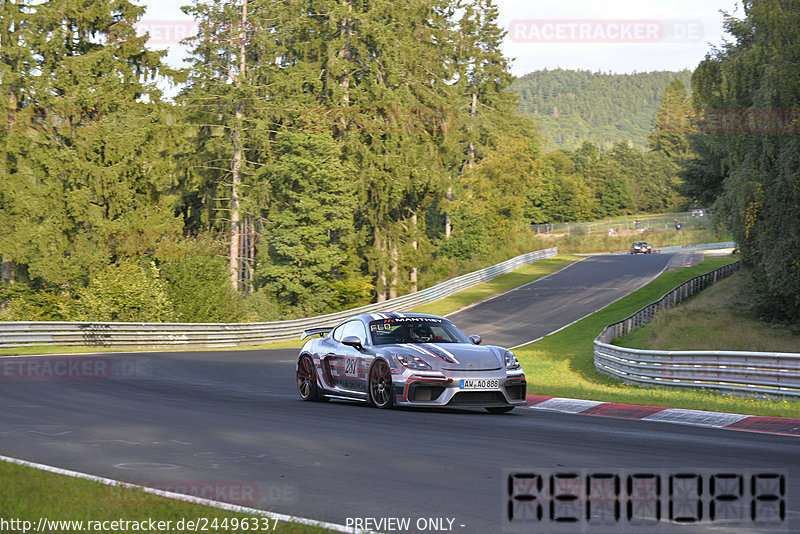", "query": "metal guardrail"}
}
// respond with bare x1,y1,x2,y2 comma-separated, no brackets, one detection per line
656,241,736,254
594,261,800,398
0,248,557,349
